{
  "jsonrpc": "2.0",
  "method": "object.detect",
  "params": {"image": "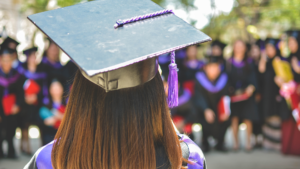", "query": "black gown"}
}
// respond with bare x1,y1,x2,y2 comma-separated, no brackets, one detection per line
0,68,25,157
226,58,259,122
19,64,49,128
261,57,289,120
193,71,231,148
